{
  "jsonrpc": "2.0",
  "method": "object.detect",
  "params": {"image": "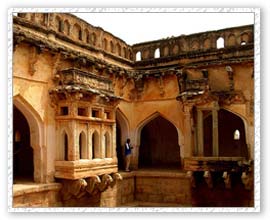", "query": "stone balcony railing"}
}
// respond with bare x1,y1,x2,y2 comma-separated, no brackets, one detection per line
183,157,247,172
58,68,113,93
54,158,118,179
